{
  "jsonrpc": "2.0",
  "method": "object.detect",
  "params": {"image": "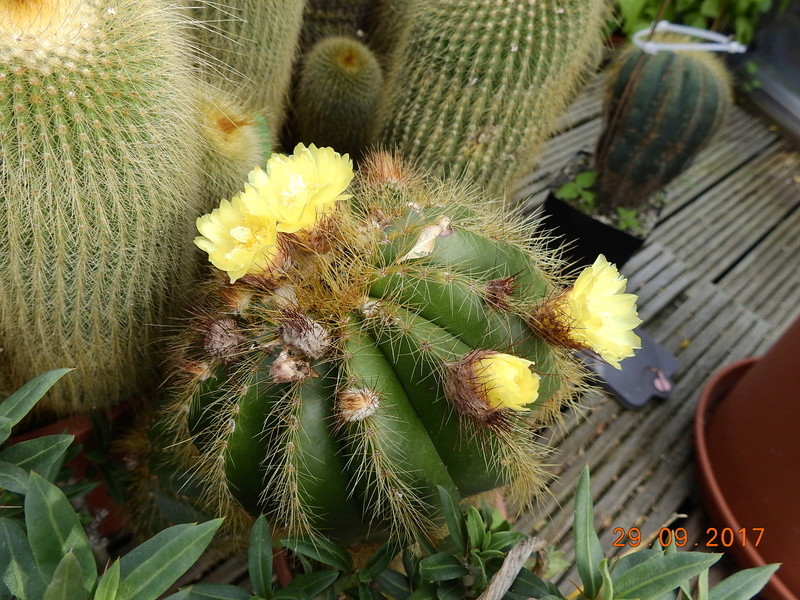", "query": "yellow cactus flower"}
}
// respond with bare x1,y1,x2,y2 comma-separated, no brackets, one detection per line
562,255,642,369
244,144,353,234
473,352,540,411
194,192,280,283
